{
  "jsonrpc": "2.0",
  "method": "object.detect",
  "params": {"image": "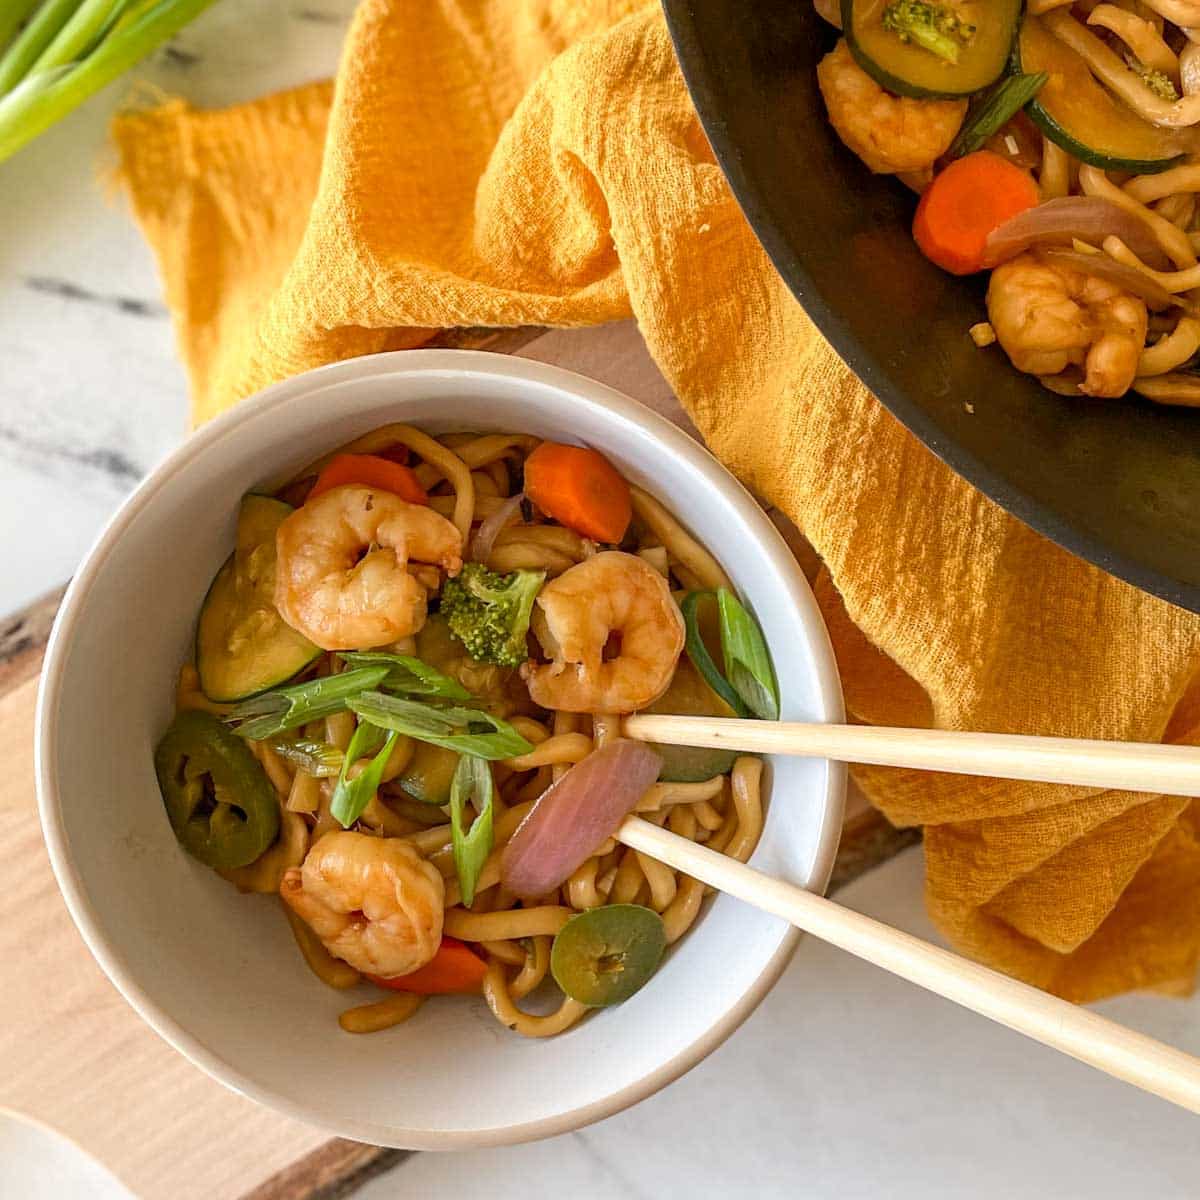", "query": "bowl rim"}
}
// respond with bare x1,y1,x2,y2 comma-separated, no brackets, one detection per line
35,348,846,1149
